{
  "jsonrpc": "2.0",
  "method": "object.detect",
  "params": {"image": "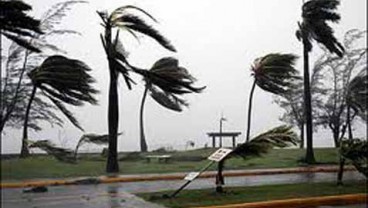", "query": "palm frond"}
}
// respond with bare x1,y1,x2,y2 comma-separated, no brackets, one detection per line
28,140,76,163
347,69,368,113
149,85,188,112
74,132,123,155
252,53,300,96
300,0,344,57
108,5,176,52
232,125,299,159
